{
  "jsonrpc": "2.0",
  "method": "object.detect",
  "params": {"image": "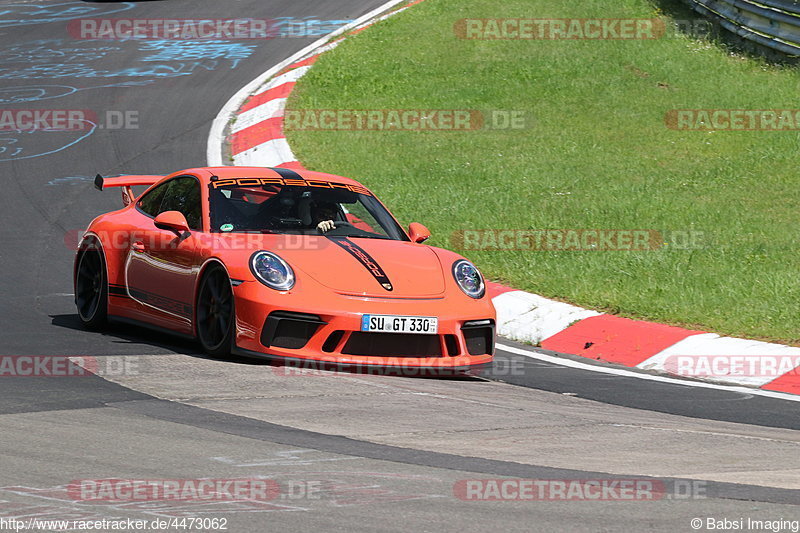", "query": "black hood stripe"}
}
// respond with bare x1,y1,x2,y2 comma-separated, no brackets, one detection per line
328,237,393,291
268,167,304,180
